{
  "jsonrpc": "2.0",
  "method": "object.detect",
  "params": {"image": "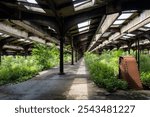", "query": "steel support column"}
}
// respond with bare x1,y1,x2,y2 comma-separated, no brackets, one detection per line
59,36,64,75
71,38,74,65
77,50,79,61
23,47,29,58
137,38,140,71
128,46,131,54
136,41,138,62
136,38,140,70
71,47,74,65
75,50,77,62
